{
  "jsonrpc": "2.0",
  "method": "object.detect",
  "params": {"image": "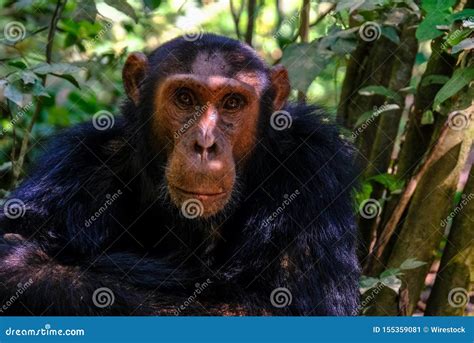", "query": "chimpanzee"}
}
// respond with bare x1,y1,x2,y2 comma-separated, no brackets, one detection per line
0,34,359,316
